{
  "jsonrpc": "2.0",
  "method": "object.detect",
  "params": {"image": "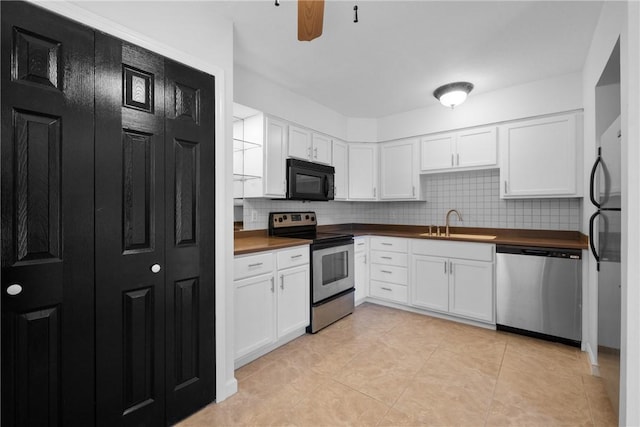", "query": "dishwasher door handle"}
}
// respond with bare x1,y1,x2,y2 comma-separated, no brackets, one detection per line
522,249,551,256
